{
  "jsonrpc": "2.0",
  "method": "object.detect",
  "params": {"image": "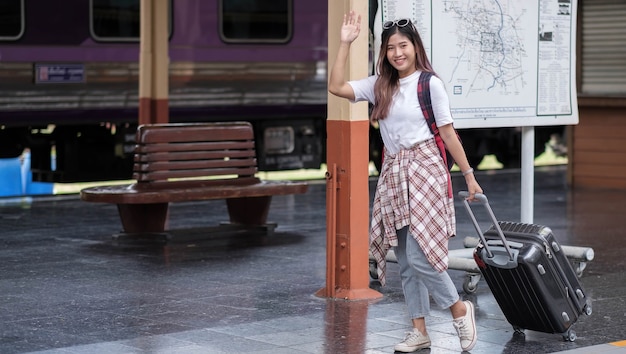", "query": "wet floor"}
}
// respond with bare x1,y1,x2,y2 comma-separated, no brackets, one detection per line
0,165,625,353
